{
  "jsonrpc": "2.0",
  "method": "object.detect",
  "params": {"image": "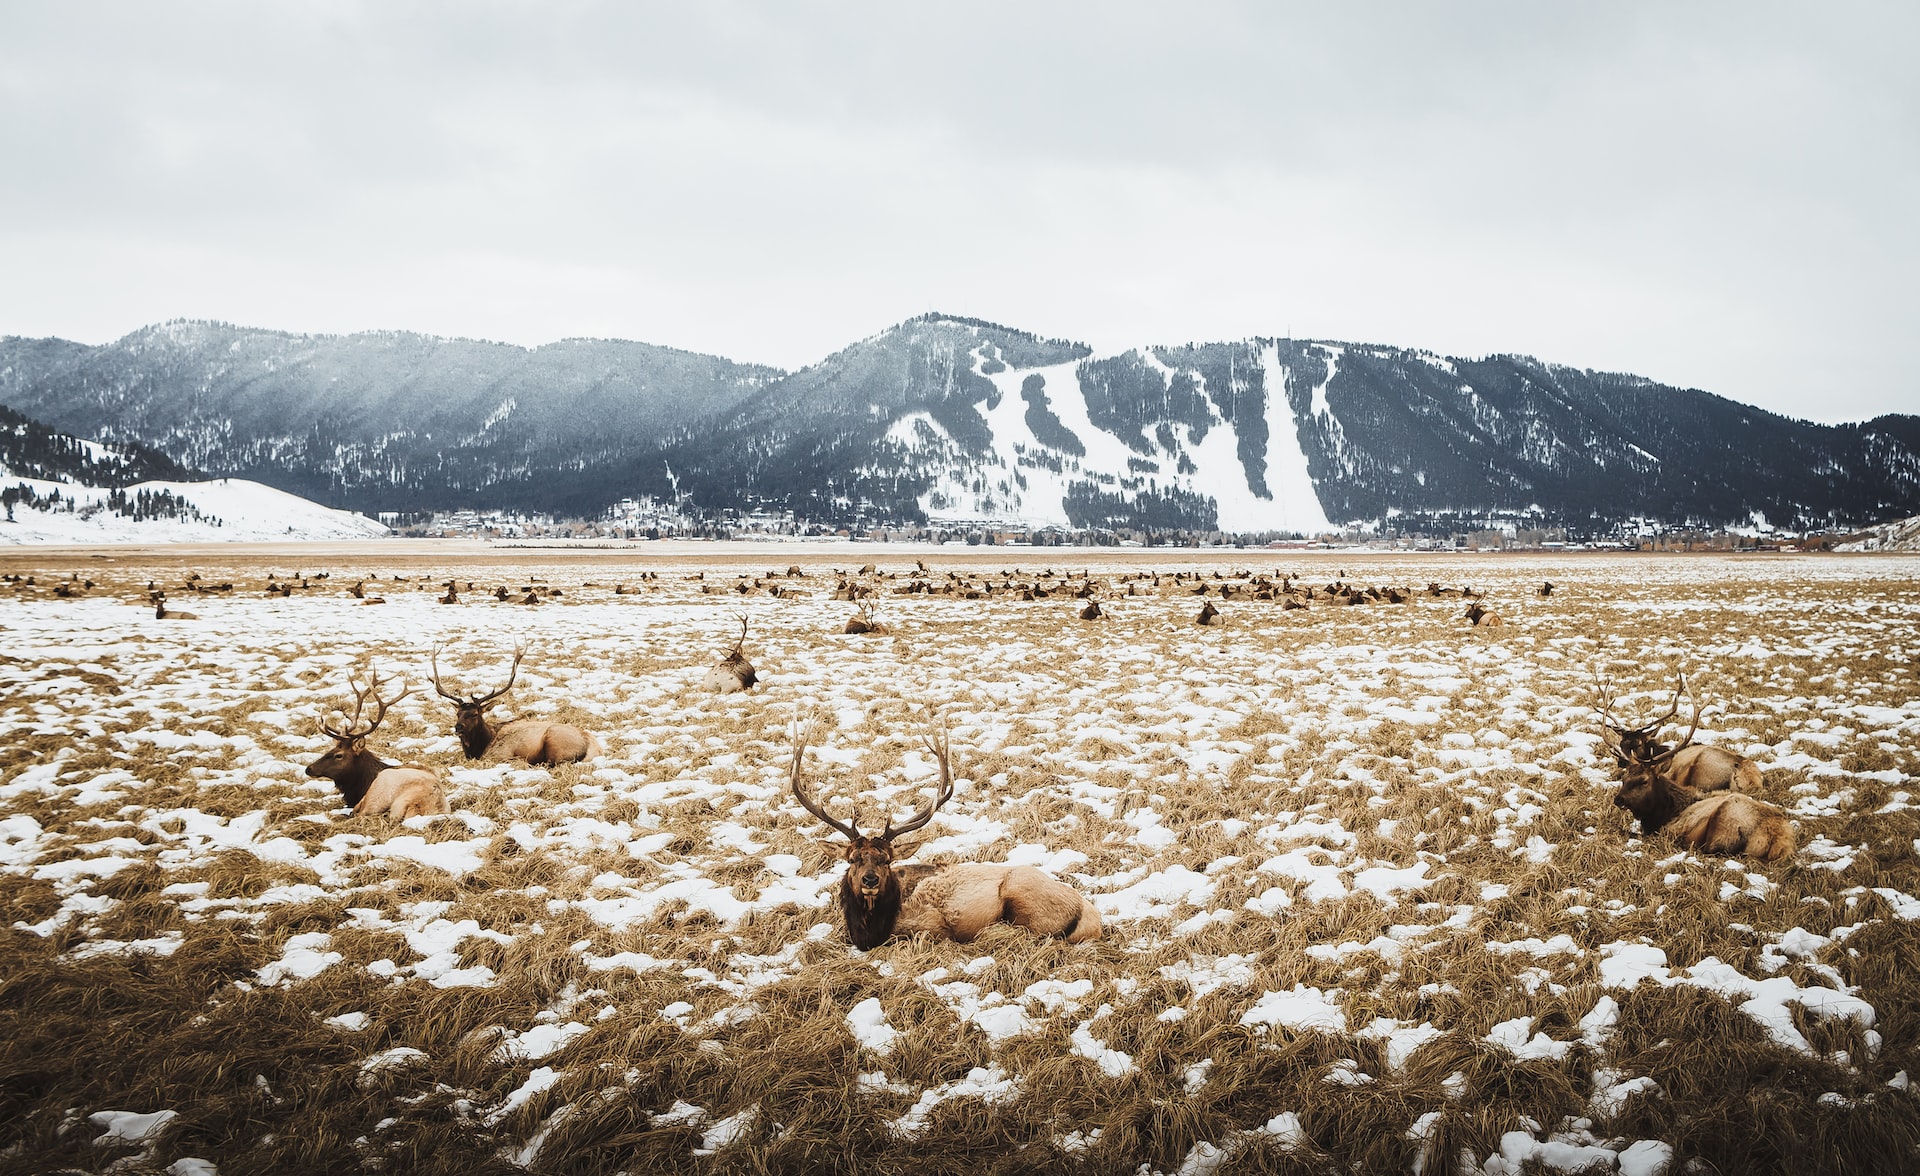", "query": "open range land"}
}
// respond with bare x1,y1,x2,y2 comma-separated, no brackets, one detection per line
1,546,1916,1175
